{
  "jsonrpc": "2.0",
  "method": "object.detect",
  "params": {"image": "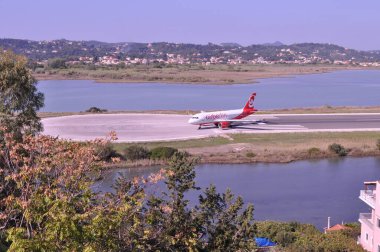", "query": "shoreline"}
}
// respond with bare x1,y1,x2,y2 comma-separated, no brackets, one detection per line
108,131,380,168
103,149,380,169
38,106,380,119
